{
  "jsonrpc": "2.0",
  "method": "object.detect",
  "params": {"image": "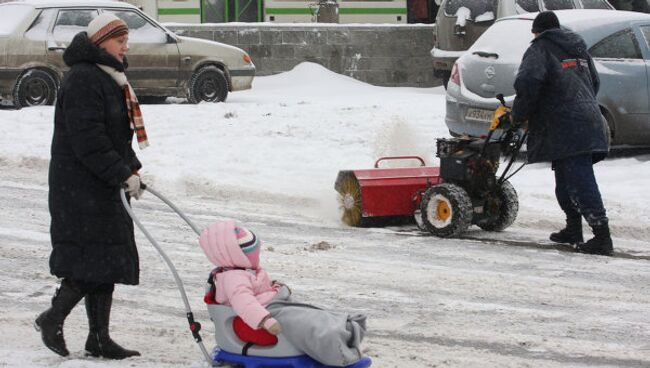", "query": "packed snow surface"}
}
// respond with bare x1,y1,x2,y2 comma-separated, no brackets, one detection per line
1,62,649,368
